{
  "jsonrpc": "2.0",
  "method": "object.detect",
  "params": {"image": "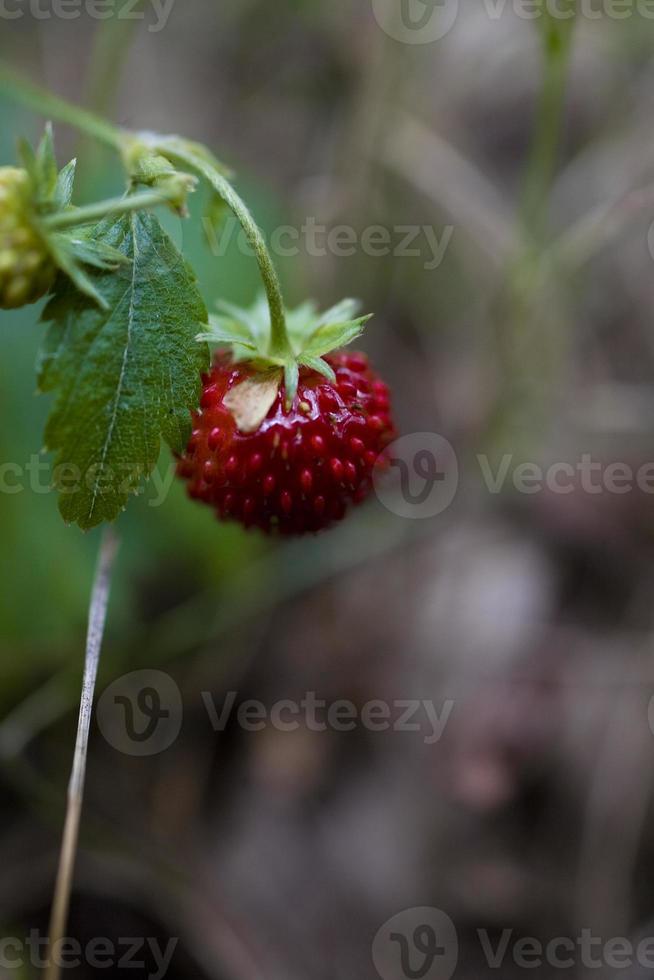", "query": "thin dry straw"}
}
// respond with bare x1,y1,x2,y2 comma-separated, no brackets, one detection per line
44,527,119,980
